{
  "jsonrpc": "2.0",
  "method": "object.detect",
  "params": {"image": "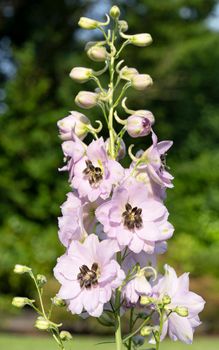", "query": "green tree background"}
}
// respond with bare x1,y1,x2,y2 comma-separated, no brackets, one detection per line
0,0,218,333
